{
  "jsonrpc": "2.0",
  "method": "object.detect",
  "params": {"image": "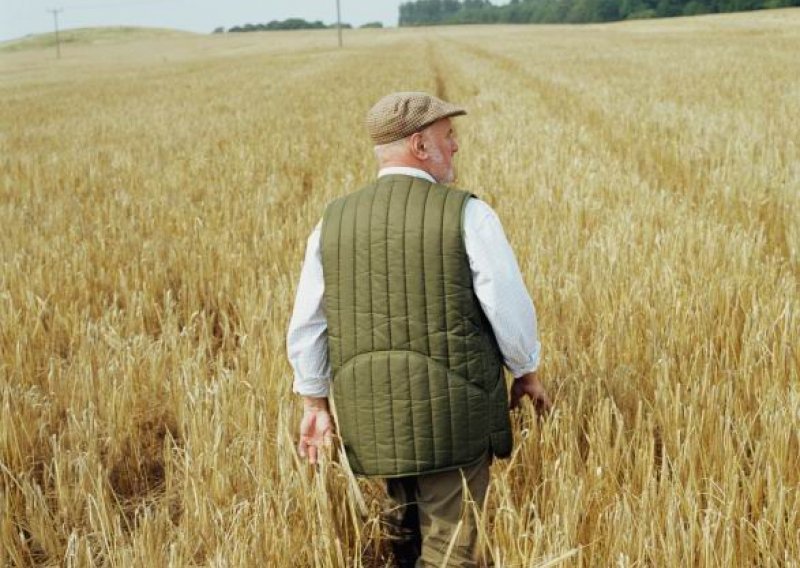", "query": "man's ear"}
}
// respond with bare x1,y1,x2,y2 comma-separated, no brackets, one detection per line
408,132,427,160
